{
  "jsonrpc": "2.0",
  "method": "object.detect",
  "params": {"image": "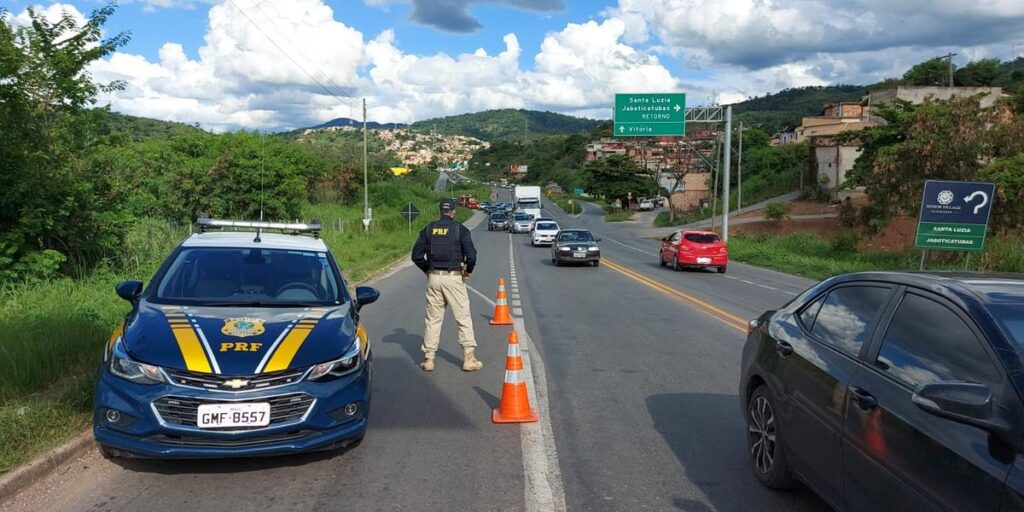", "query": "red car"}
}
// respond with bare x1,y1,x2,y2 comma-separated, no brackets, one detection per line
659,230,728,273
